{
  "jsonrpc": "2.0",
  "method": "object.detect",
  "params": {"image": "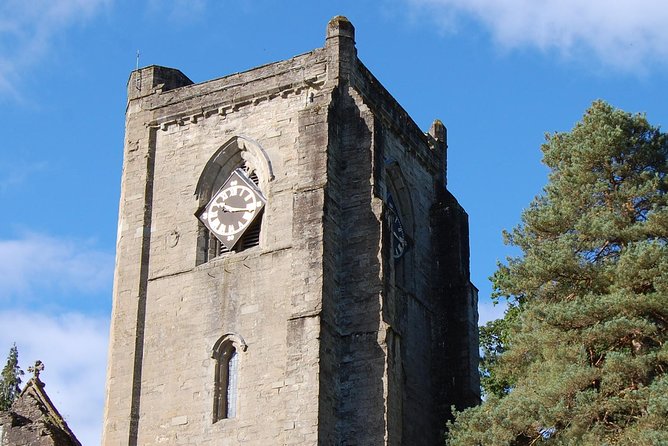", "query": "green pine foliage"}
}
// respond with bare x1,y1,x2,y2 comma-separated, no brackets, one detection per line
448,101,668,445
0,344,24,411
479,311,515,398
